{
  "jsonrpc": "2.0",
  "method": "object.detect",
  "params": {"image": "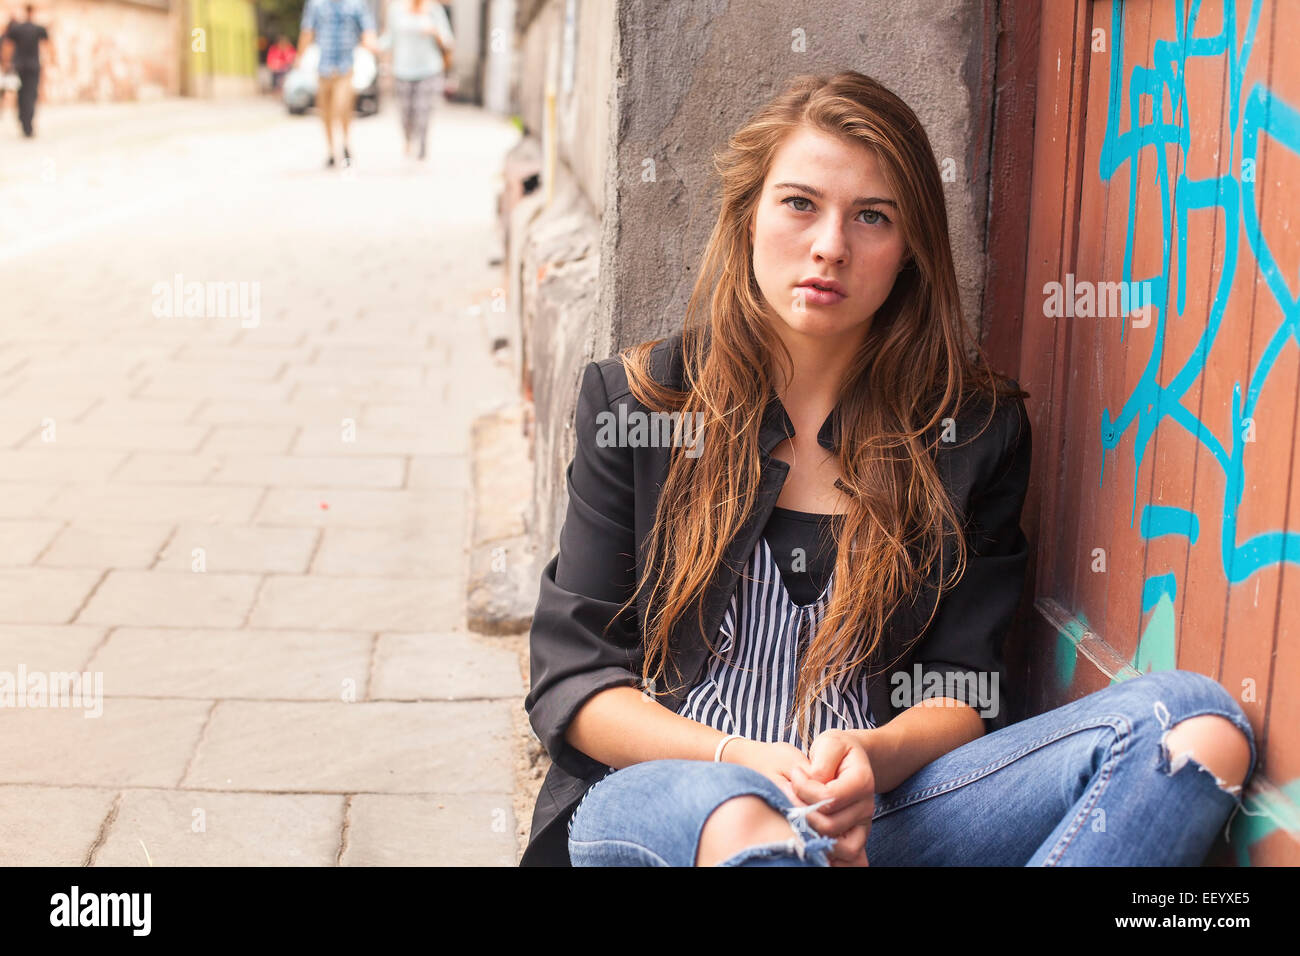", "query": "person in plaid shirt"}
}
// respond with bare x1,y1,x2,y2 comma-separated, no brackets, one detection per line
298,0,378,168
